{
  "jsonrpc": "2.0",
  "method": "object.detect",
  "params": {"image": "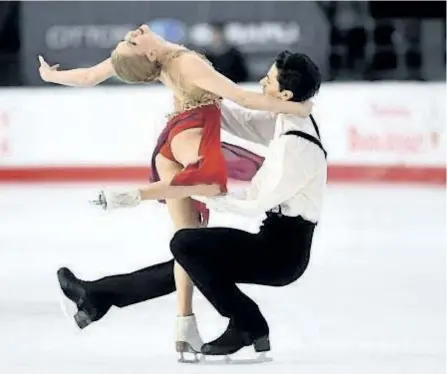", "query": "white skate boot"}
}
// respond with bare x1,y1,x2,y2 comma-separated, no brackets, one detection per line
175,315,204,363
90,189,141,210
